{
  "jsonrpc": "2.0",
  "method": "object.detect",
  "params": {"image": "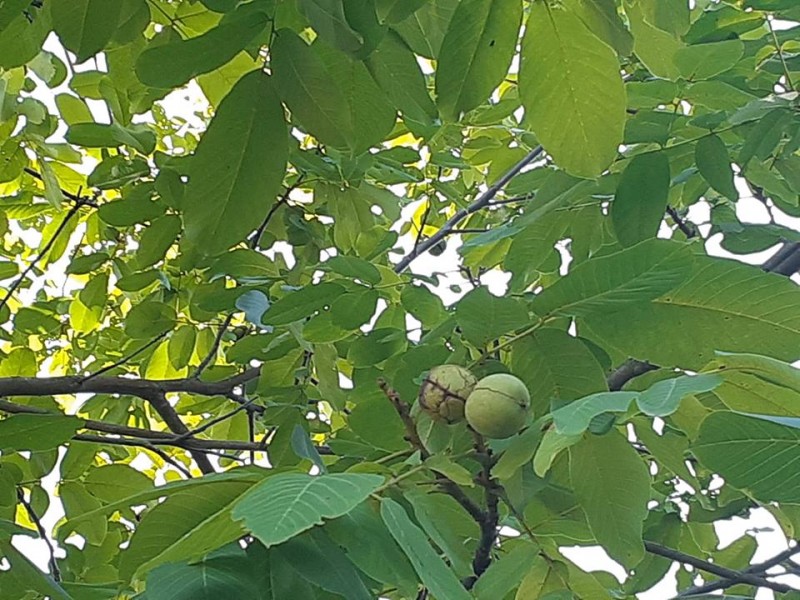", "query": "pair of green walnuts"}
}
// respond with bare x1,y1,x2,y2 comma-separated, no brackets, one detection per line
418,365,531,439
